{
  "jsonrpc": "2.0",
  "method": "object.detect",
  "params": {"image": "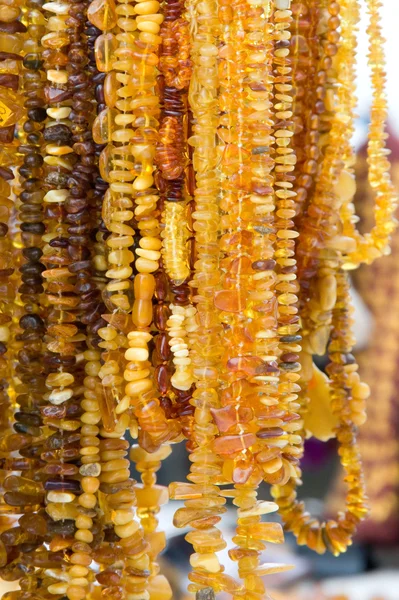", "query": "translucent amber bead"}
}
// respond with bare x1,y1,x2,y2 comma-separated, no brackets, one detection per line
104,71,119,107
95,33,118,72
0,32,22,53
92,108,117,144
0,87,25,127
87,0,117,30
